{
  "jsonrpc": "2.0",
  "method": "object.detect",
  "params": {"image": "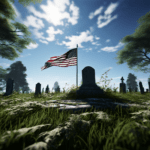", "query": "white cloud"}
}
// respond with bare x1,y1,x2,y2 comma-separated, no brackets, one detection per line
26,0,79,26
104,2,119,15
95,36,100,40
89,6,104,19
26,42,39,49
89,2,119,29
61,29,94,49
97,14,118,28
106,39,110,42
45,27,63,41
29,26,63,43
23,15,45,29
100,42,124,53
68,1,80,25
30,28,45,39
92,42,97,45
46,26,63,35
39,40,49,44
15,0,79,45
55,39,63,45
